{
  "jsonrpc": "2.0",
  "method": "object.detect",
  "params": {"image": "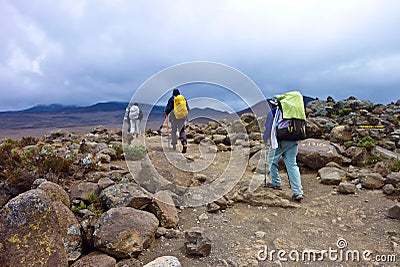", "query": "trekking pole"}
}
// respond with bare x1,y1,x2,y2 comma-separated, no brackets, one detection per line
264,144,267,187
166,114,171,149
